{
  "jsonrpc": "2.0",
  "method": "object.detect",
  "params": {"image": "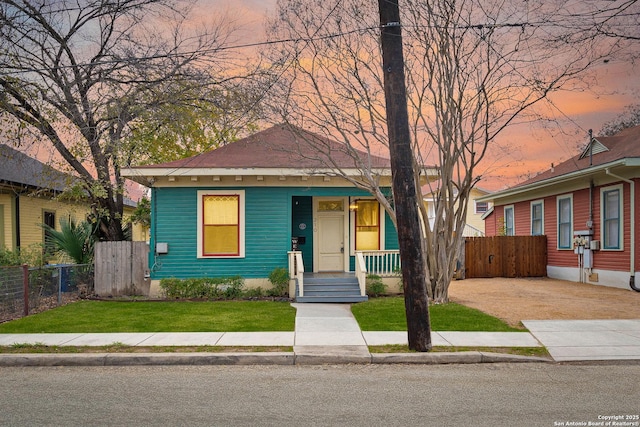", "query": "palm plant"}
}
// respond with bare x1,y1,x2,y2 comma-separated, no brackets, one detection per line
42,218,98,265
